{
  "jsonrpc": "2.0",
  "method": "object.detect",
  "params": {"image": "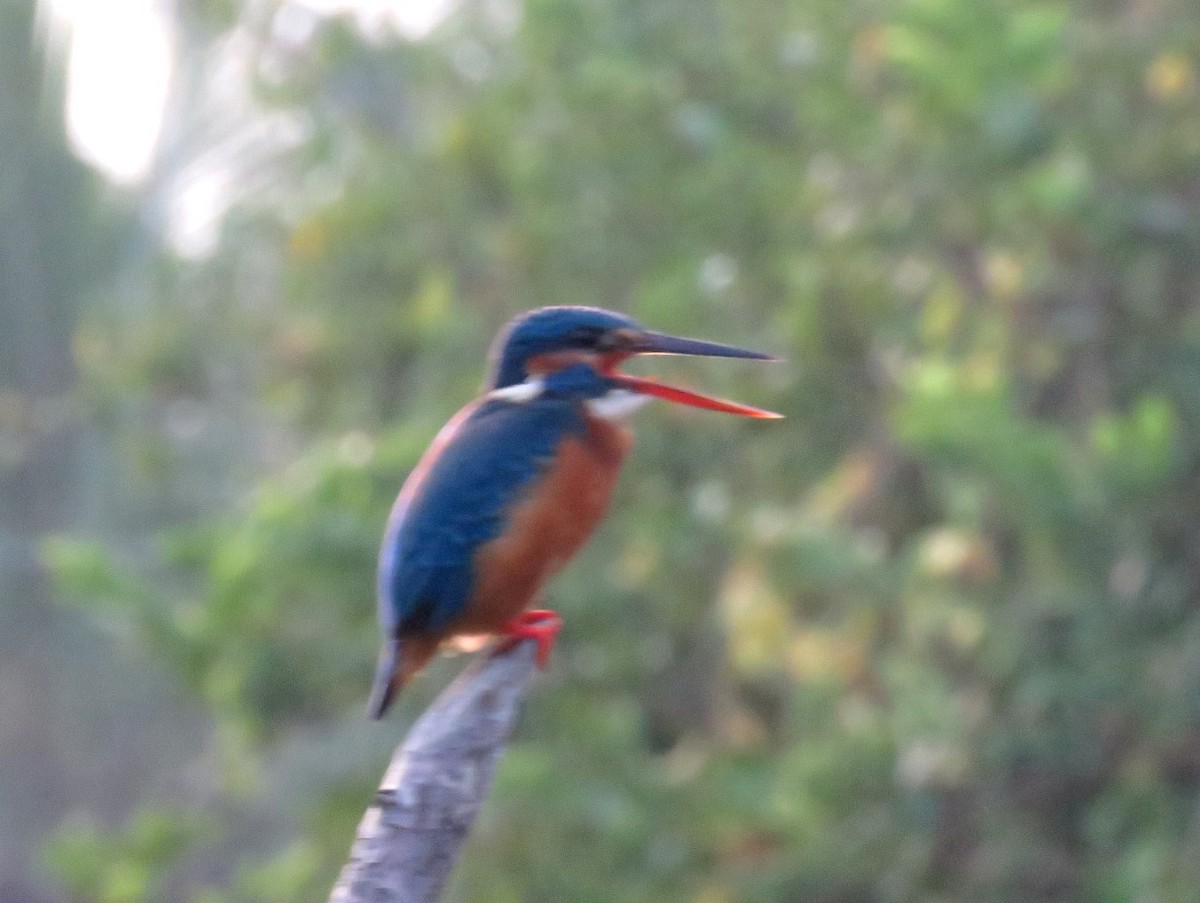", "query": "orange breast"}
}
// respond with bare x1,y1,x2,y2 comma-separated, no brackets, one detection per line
451,415,632,635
